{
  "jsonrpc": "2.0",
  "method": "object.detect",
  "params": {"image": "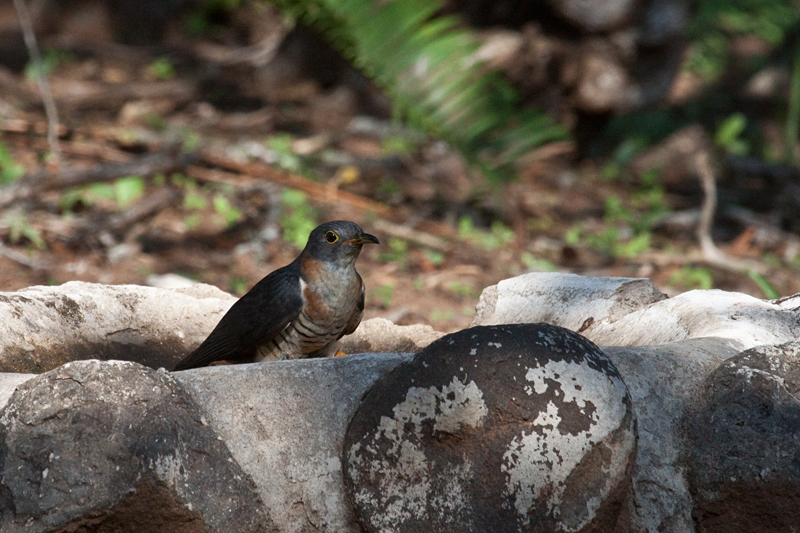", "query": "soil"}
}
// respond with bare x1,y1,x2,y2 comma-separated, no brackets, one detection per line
0,3,798,335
